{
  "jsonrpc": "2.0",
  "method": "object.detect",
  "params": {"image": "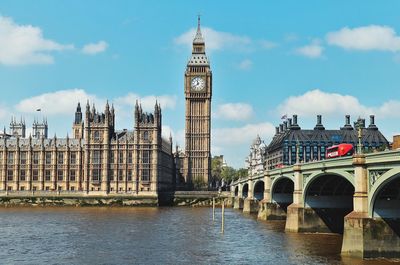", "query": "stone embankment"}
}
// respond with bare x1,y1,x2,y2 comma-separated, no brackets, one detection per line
0,191,233,207
172,191,233,207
